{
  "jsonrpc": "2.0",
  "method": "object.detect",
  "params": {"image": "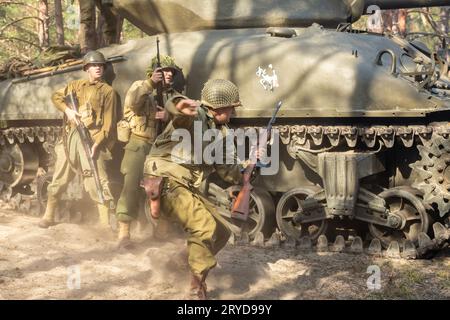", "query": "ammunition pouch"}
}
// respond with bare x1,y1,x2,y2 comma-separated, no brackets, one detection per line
140,176,165,219
117,119,131,143
80,104,96,129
